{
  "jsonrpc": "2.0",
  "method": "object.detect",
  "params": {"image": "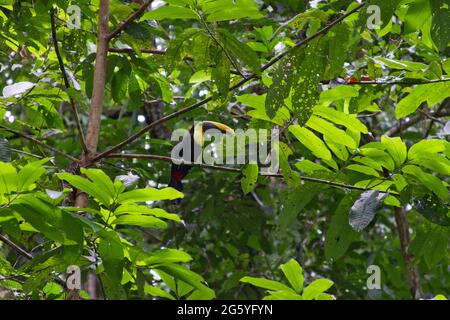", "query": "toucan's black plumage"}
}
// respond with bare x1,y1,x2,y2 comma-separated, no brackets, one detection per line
169,121,234,194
